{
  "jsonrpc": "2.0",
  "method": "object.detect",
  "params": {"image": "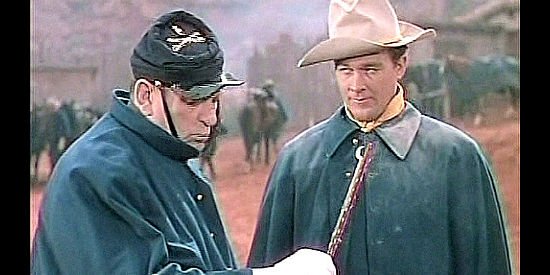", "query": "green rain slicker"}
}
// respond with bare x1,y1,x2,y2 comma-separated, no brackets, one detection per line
248,102,513,274
31,90,252,275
